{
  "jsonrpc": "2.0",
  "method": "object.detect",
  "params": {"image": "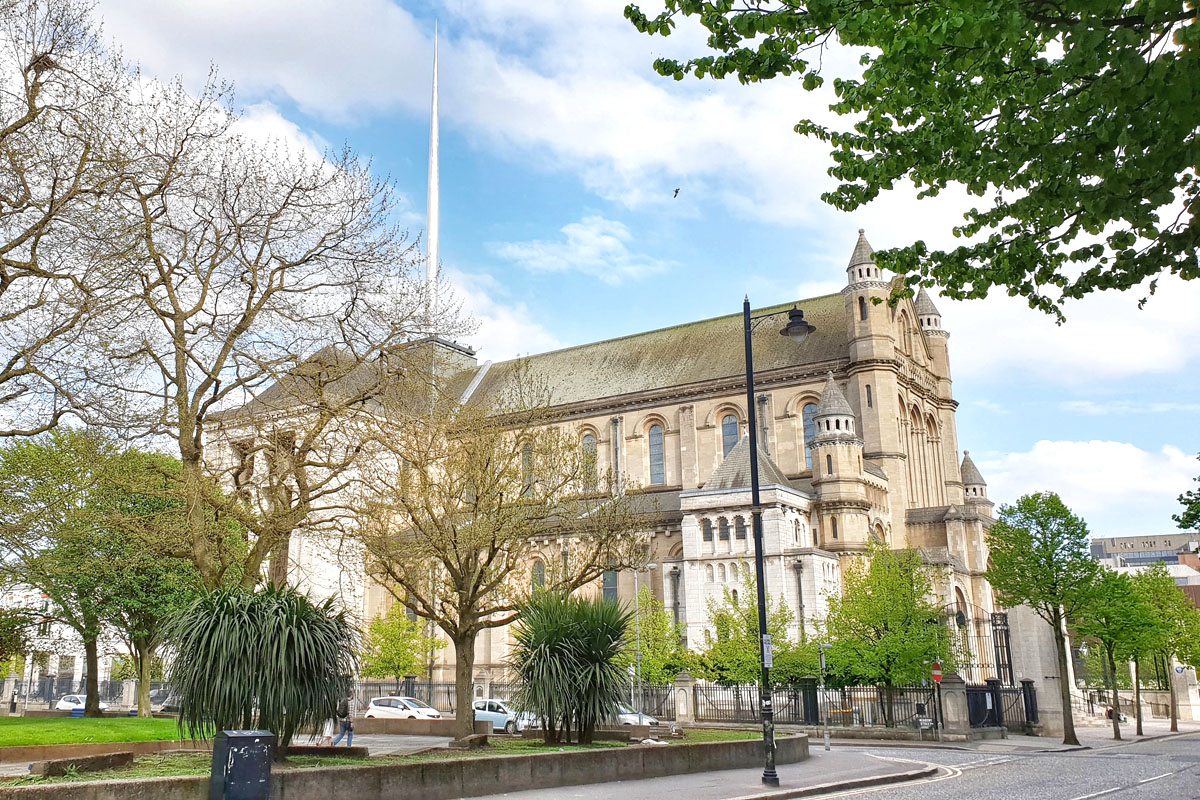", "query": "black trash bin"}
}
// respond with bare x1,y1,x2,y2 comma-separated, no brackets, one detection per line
210,730,275,800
